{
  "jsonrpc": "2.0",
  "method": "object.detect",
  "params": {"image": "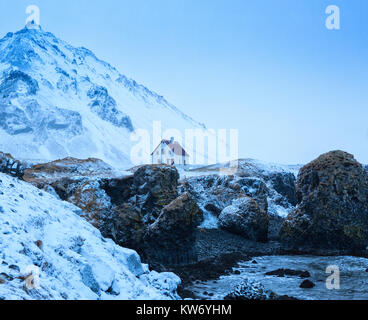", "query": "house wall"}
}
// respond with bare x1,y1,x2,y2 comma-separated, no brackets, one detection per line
151,143,189,165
